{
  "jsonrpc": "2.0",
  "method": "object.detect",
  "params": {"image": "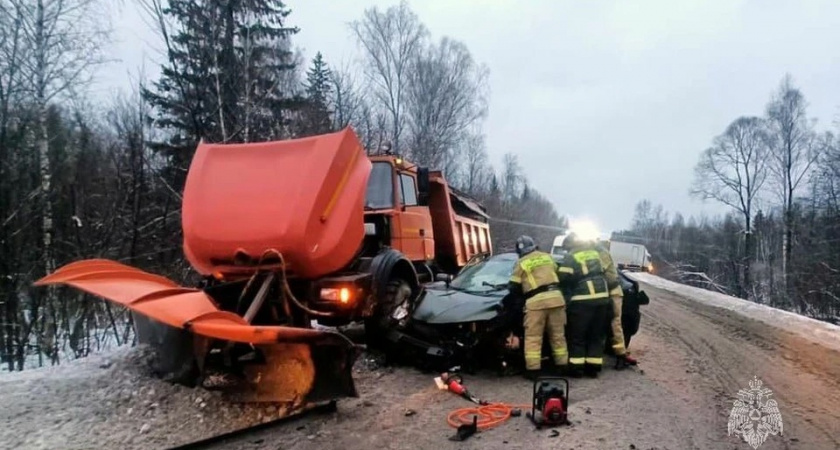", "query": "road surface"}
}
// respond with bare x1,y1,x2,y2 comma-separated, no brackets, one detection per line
2,277,839,449
205,280,840,450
